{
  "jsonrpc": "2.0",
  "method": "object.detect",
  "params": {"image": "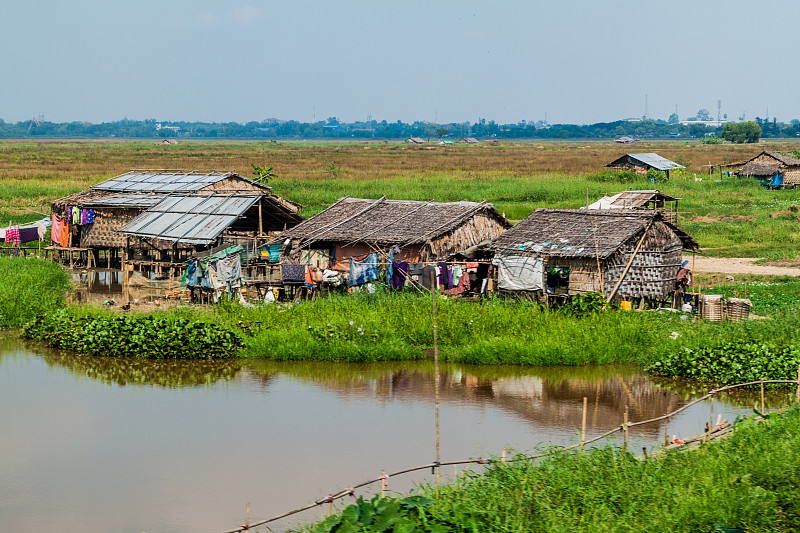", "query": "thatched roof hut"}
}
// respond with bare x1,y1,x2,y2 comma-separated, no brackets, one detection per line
275,197,511,269
490,209,697,301
736,151,800,188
